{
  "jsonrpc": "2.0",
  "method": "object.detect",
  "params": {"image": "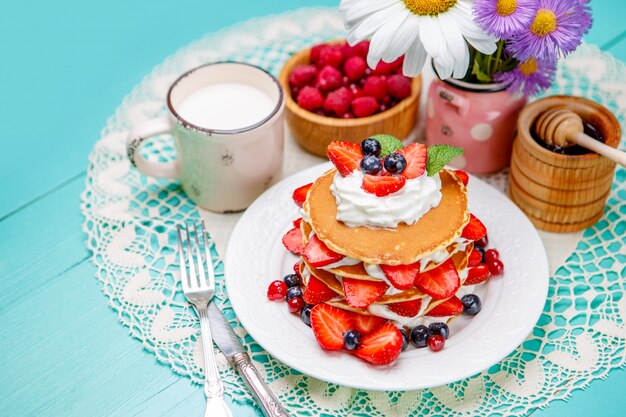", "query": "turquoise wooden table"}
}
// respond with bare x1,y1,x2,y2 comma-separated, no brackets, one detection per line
1,1,625,416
